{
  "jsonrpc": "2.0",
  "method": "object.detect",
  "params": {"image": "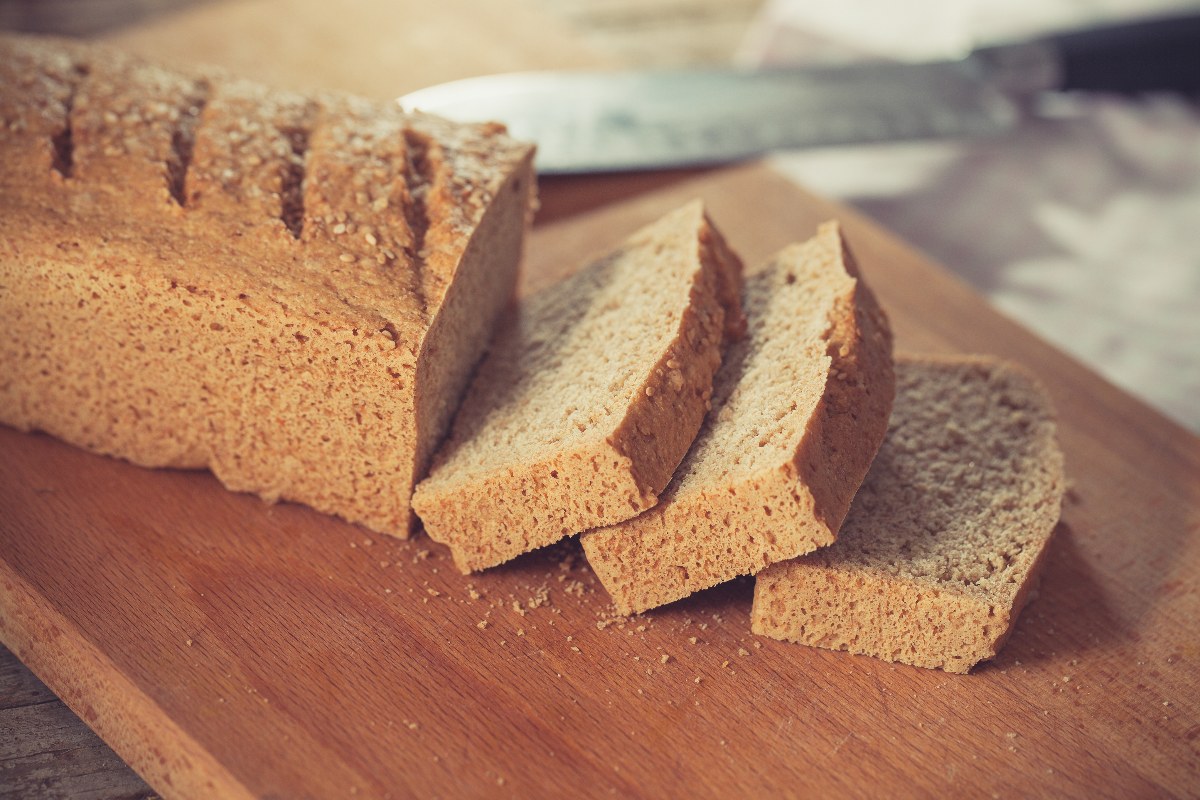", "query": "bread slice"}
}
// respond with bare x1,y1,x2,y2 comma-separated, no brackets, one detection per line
412,201,744,572
751,355,1066,673
581,222,895,614
0,35,535,538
